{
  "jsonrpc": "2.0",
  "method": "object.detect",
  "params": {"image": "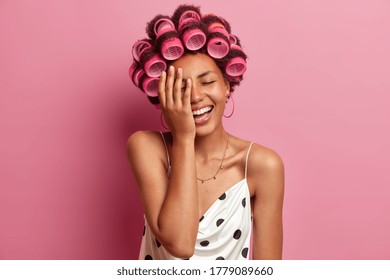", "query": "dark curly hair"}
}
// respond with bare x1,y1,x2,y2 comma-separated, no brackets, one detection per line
129,4,248,106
